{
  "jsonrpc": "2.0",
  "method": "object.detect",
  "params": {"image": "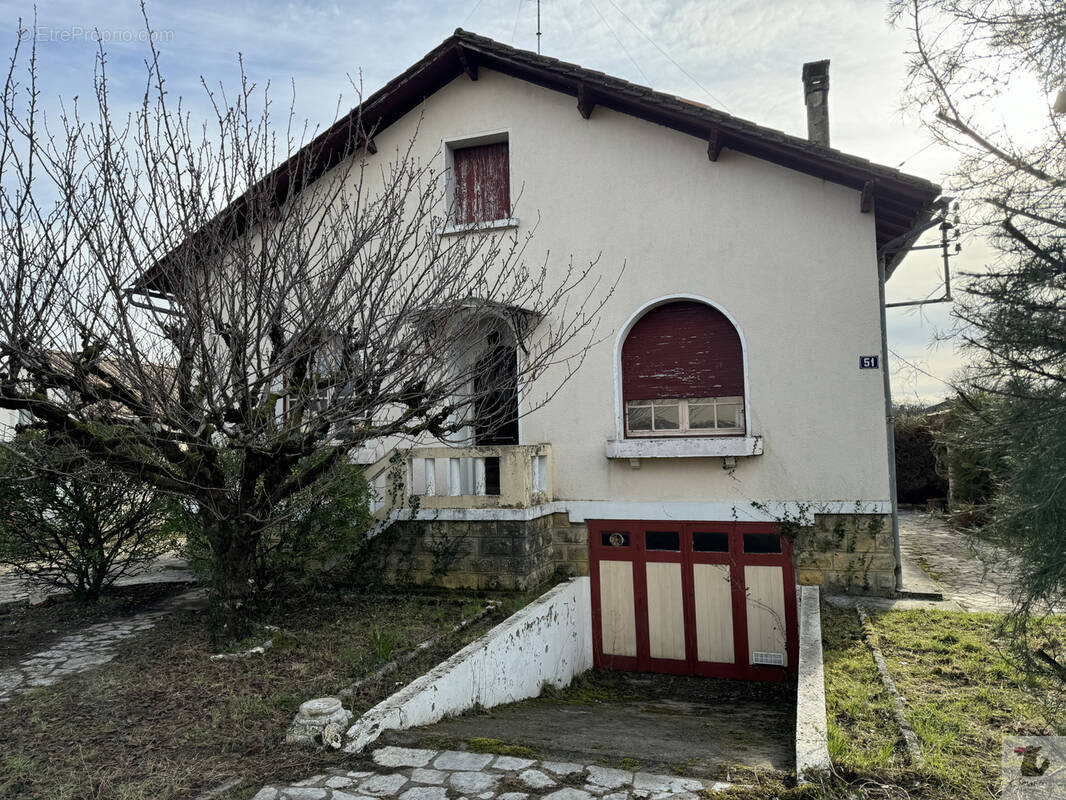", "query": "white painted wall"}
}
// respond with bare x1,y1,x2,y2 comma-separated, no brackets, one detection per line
344,577,593,752
315,67,895,511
